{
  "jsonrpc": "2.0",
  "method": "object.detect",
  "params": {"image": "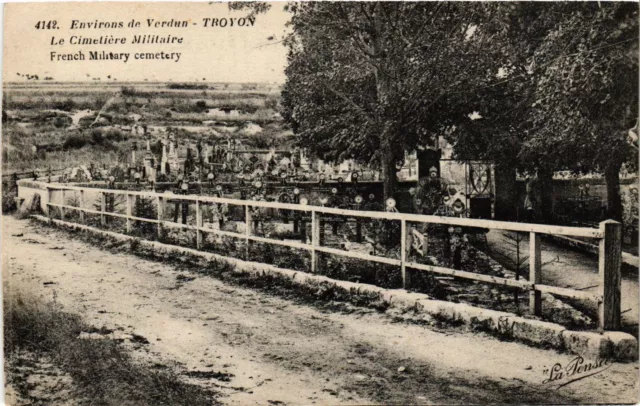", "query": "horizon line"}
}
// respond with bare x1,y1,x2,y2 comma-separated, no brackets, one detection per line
3,80,284,84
